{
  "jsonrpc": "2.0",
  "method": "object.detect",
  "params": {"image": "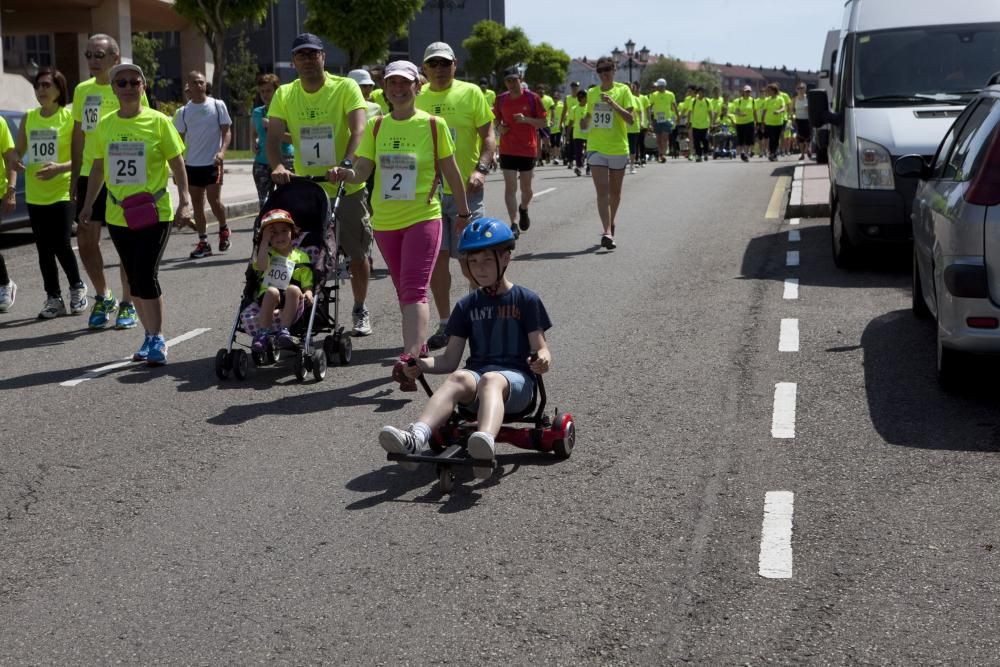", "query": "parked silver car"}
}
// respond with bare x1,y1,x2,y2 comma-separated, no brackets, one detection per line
0,110,29,232
896,75,1000,386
